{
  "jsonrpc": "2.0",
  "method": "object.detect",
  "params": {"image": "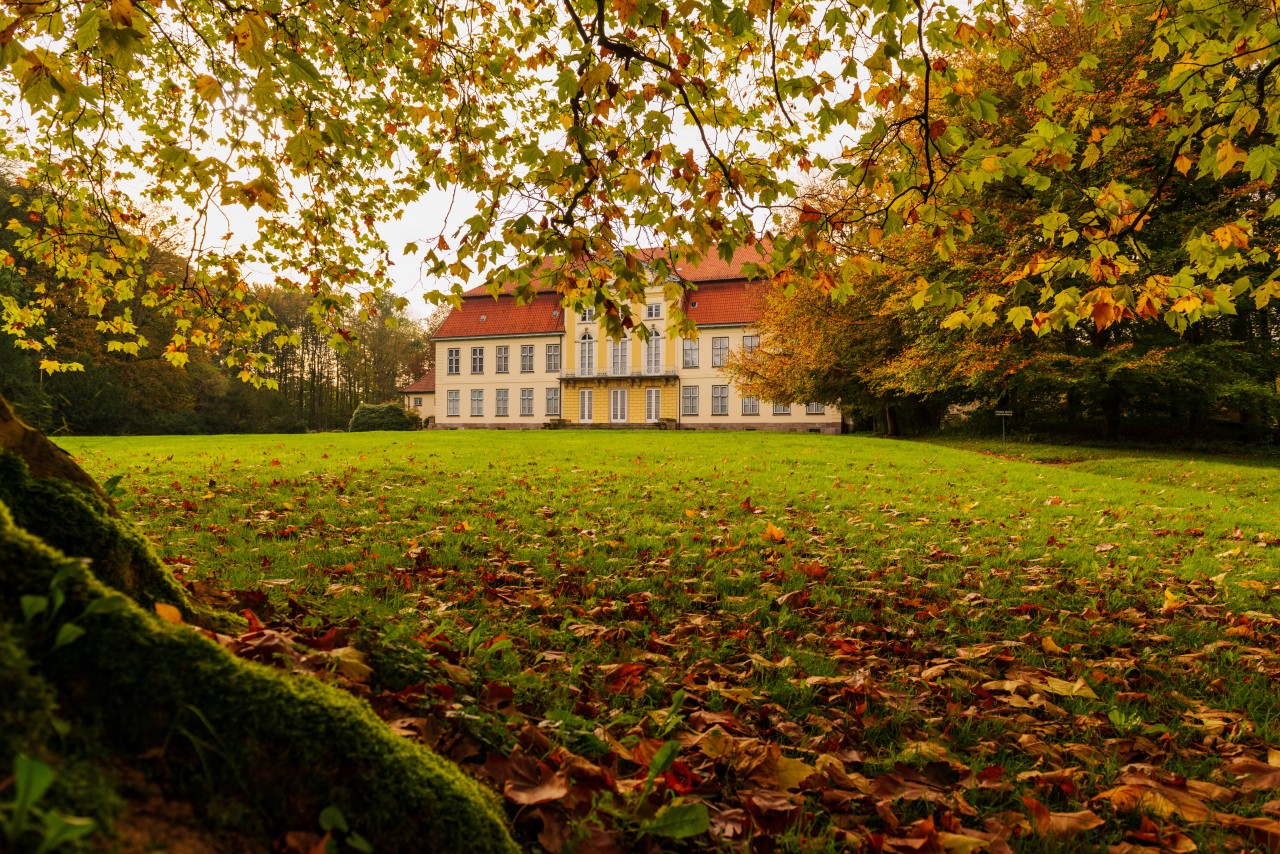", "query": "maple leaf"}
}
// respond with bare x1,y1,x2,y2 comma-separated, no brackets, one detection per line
763,522,787,543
